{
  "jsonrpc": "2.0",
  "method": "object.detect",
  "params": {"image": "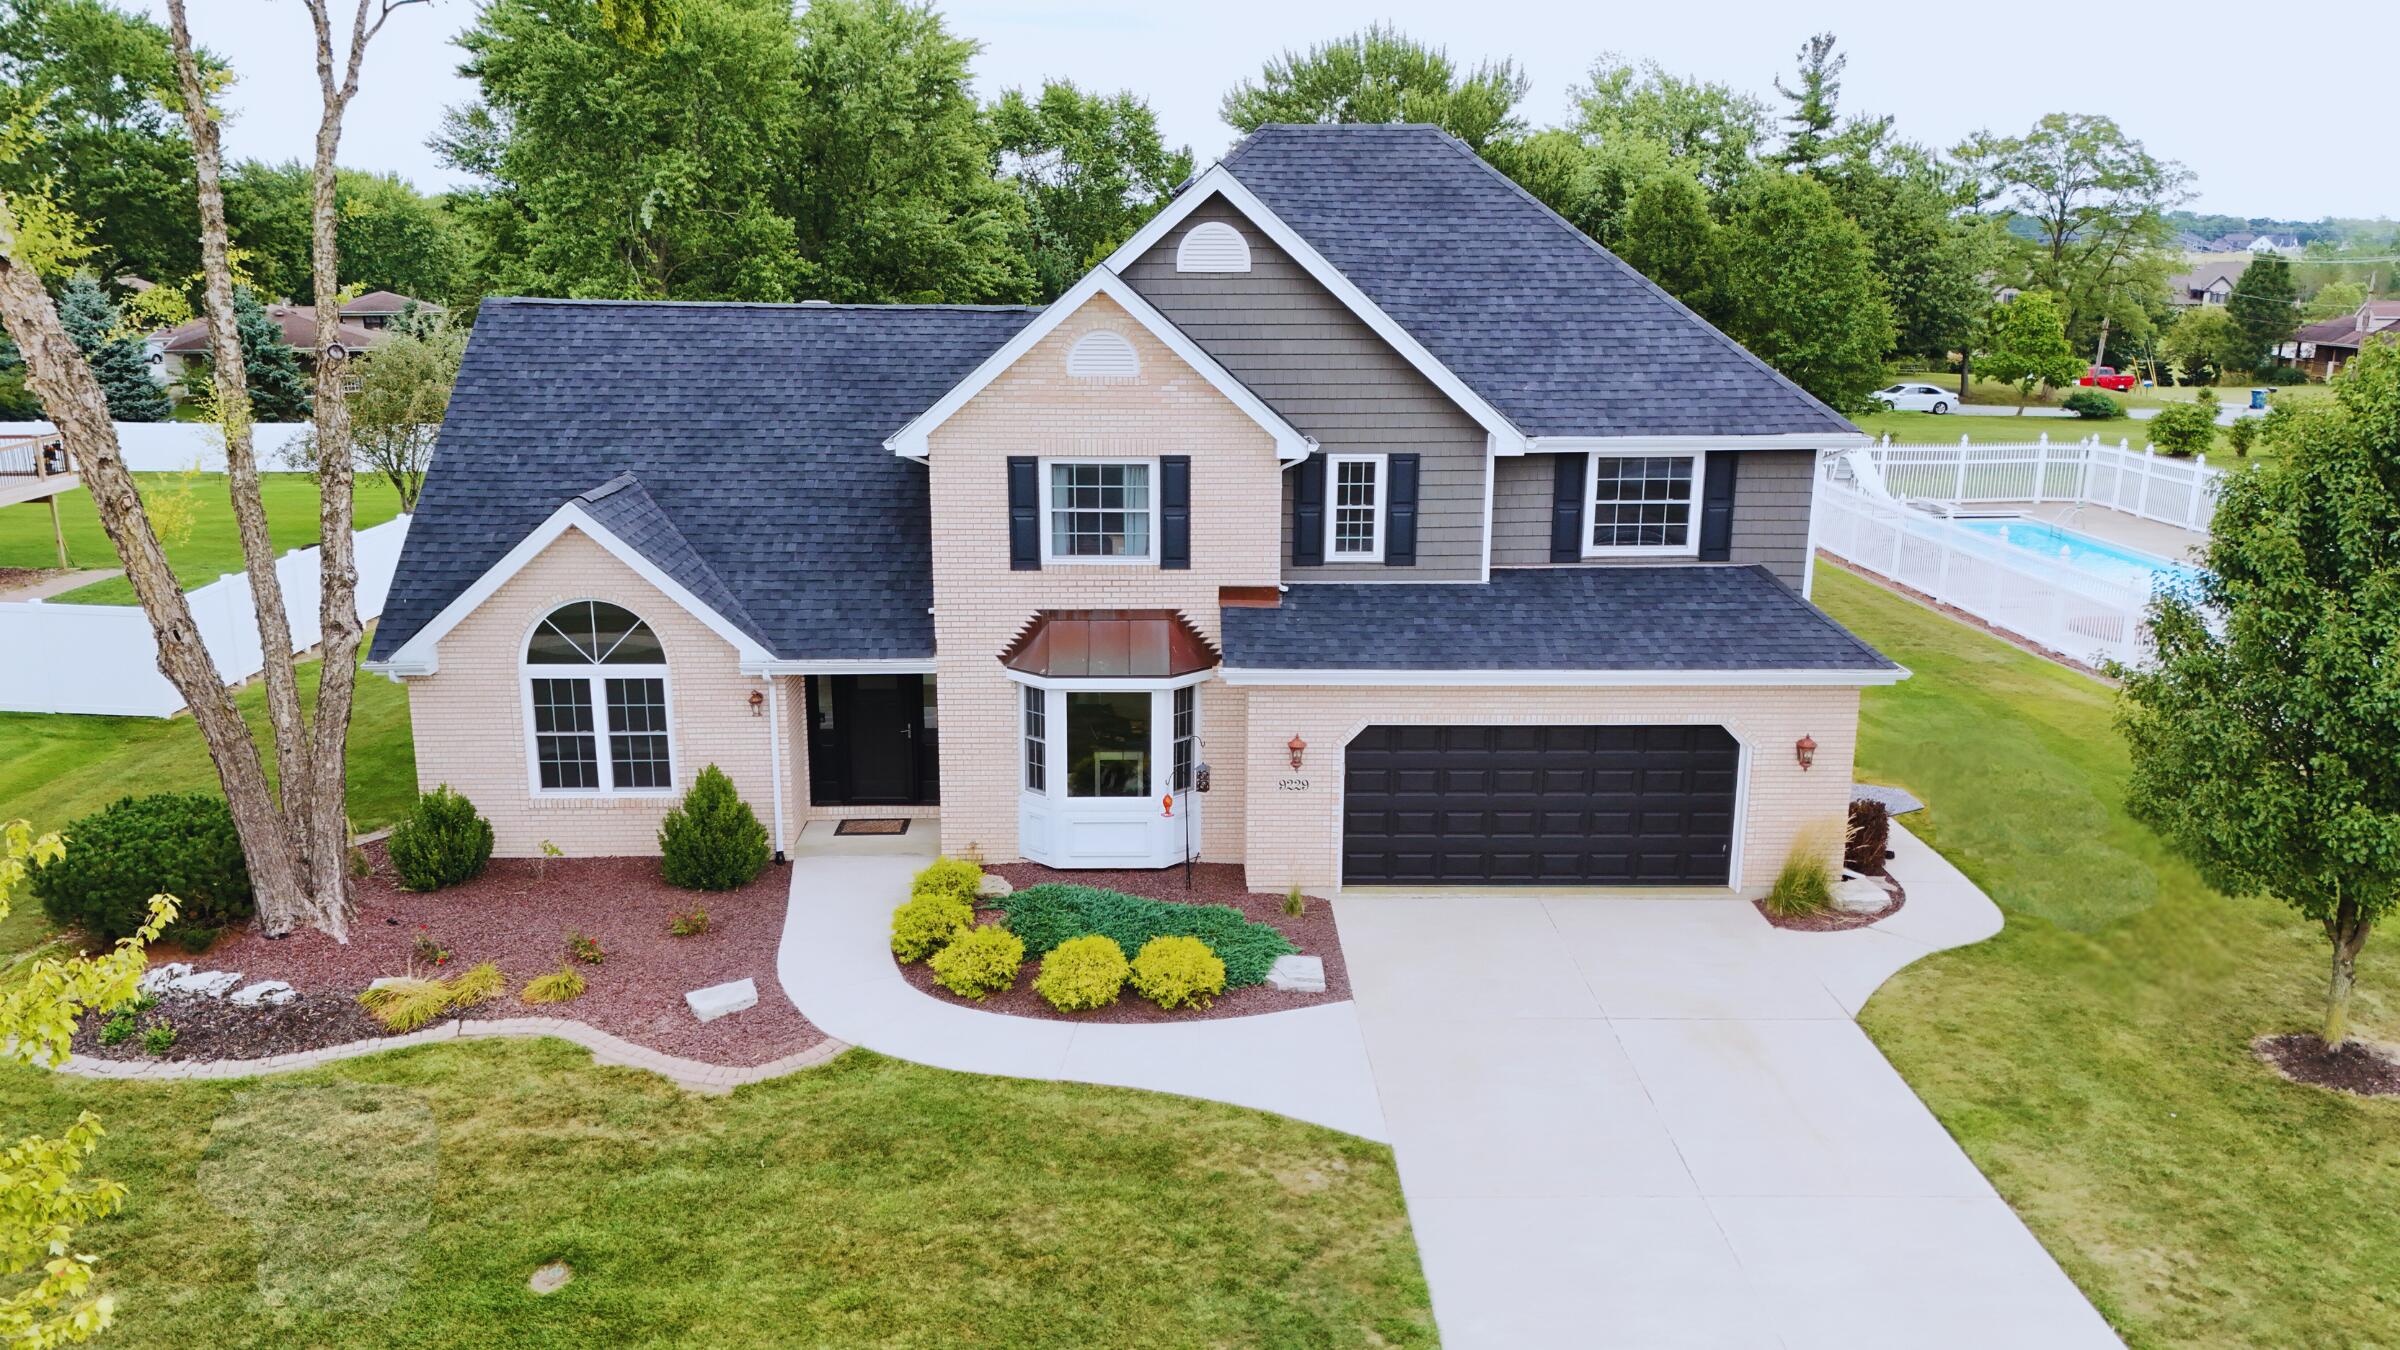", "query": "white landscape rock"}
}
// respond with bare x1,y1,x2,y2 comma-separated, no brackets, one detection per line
685,978,759,1024
1831,877,1890,915
1266,954,1326,994
166,969,244,998
137,962,193,994
229,980,297,1007
975,873,1014,900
